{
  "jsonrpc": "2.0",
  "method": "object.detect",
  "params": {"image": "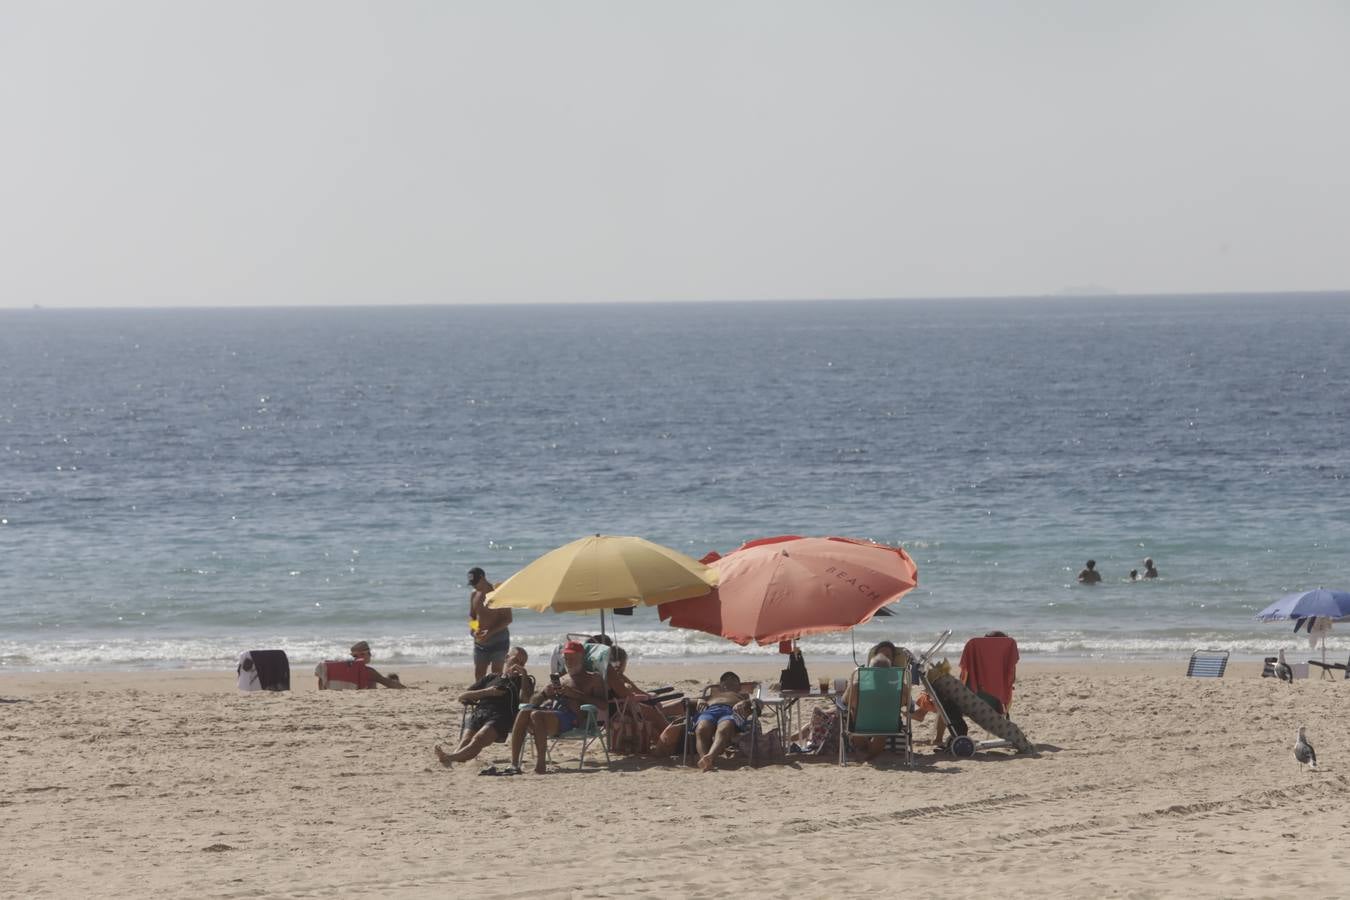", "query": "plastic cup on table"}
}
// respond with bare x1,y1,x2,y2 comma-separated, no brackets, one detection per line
833,677,848,694
818,677,830,695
